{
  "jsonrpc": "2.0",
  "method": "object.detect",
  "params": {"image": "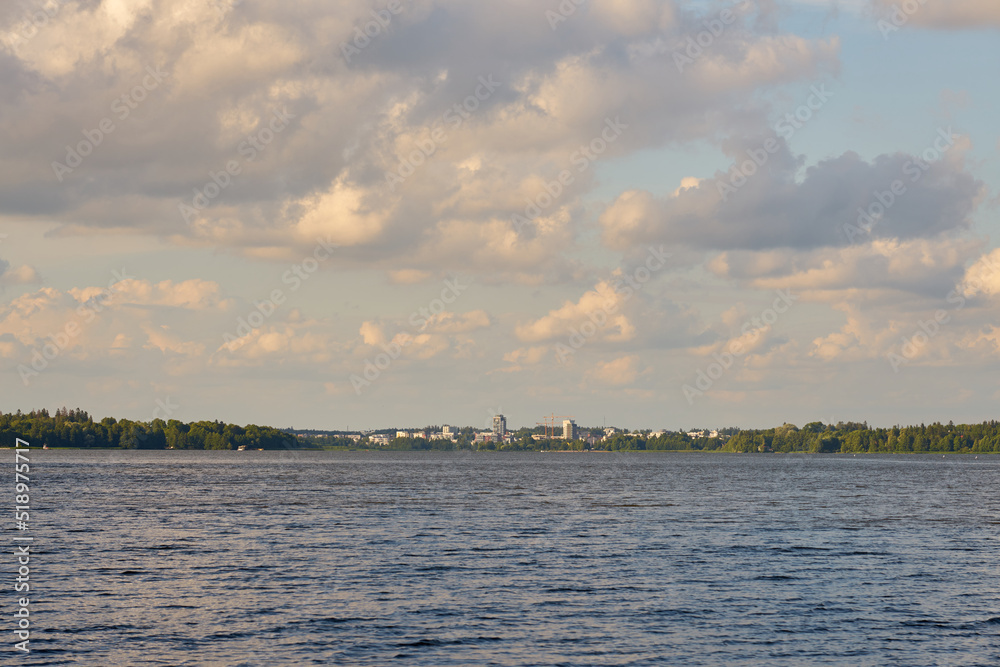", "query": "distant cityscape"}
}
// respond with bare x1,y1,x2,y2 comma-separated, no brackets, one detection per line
295,414,724,448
